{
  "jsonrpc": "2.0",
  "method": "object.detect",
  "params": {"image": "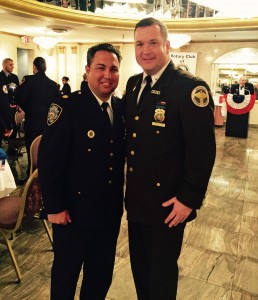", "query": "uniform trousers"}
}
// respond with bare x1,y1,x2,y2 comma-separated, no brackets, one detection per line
51,220,121,300
128,221,186,300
